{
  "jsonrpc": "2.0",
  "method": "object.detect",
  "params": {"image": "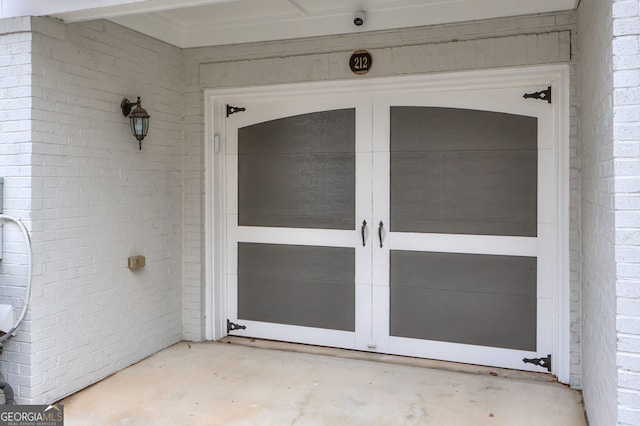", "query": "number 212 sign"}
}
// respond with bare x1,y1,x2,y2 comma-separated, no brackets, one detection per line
350,50,372,75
